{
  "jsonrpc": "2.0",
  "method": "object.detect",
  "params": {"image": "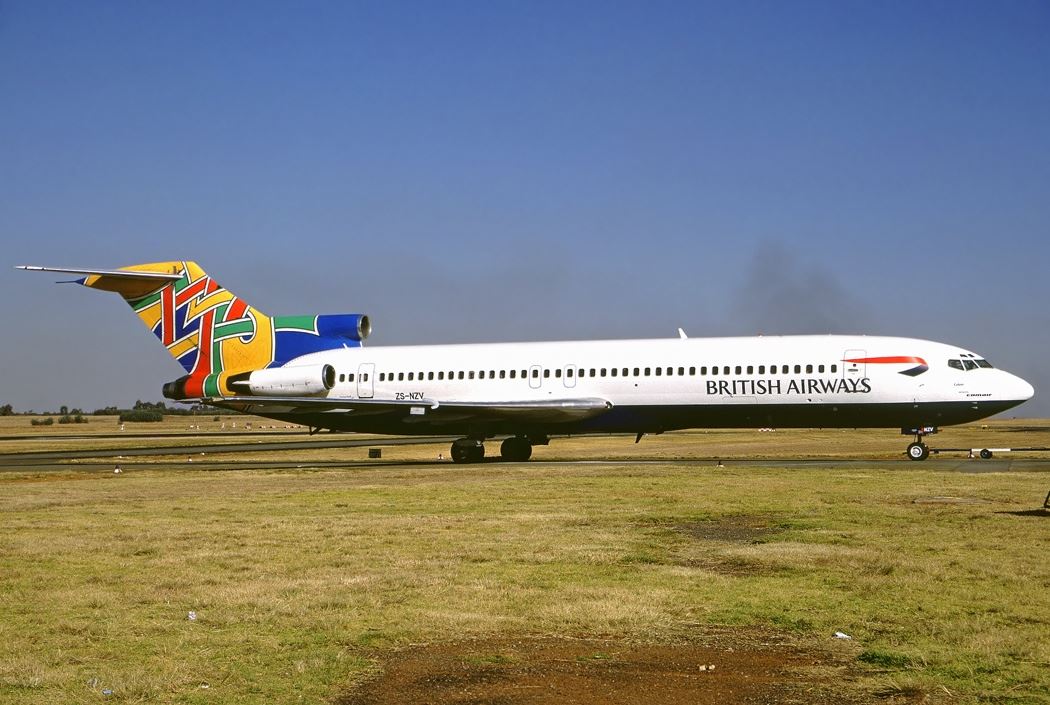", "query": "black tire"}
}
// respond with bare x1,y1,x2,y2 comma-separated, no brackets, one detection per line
500,437,533,462
979,448,993,460
451,444,472,464
907,442,930,461
451,439,485,464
